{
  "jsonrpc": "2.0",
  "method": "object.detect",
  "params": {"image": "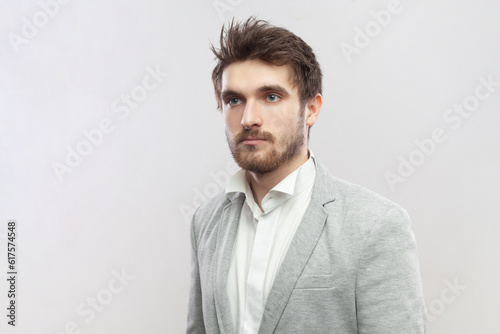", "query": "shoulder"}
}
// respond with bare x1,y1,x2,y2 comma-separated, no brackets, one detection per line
330,175,409,219
313,161,413,246
190,191,243,242
193,191,230,221
313,159,409,220
327,175,415,253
